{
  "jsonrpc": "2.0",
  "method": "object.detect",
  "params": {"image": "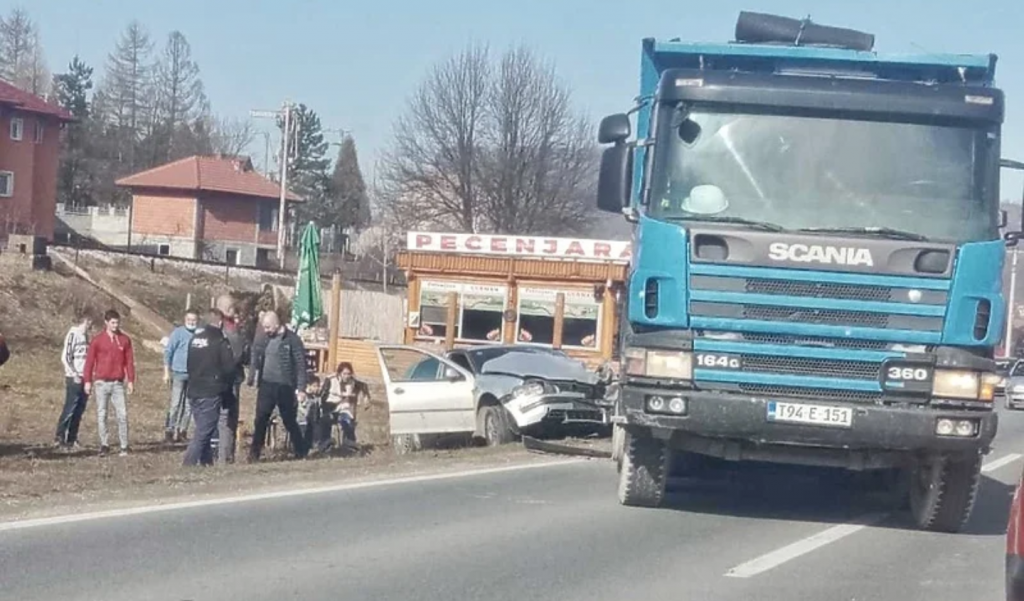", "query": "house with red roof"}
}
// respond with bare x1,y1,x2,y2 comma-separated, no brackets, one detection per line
116,155,302,267
0,80,73,241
